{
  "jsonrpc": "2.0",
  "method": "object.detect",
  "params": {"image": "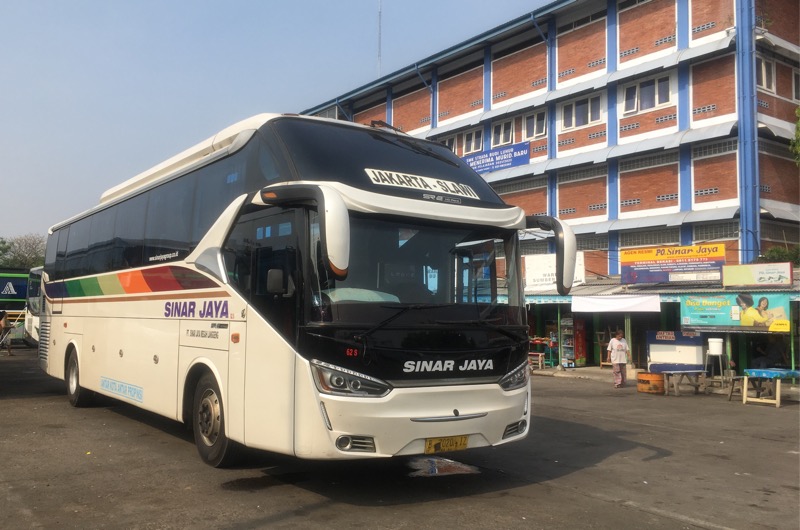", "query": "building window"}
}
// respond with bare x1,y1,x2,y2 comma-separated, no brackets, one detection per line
491,120,513,148
693,222,738,242
440,136,456,153
623,76,671,114
524,111,547,139
756,56,774,91
561,96,602,130
463,128,483,154
793,70,800,101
